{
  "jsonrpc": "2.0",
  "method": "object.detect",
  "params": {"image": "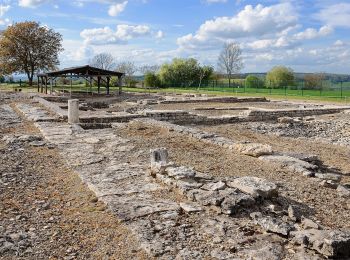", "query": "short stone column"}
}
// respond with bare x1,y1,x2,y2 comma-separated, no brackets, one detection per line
150,148,168,175
68,99,79,124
